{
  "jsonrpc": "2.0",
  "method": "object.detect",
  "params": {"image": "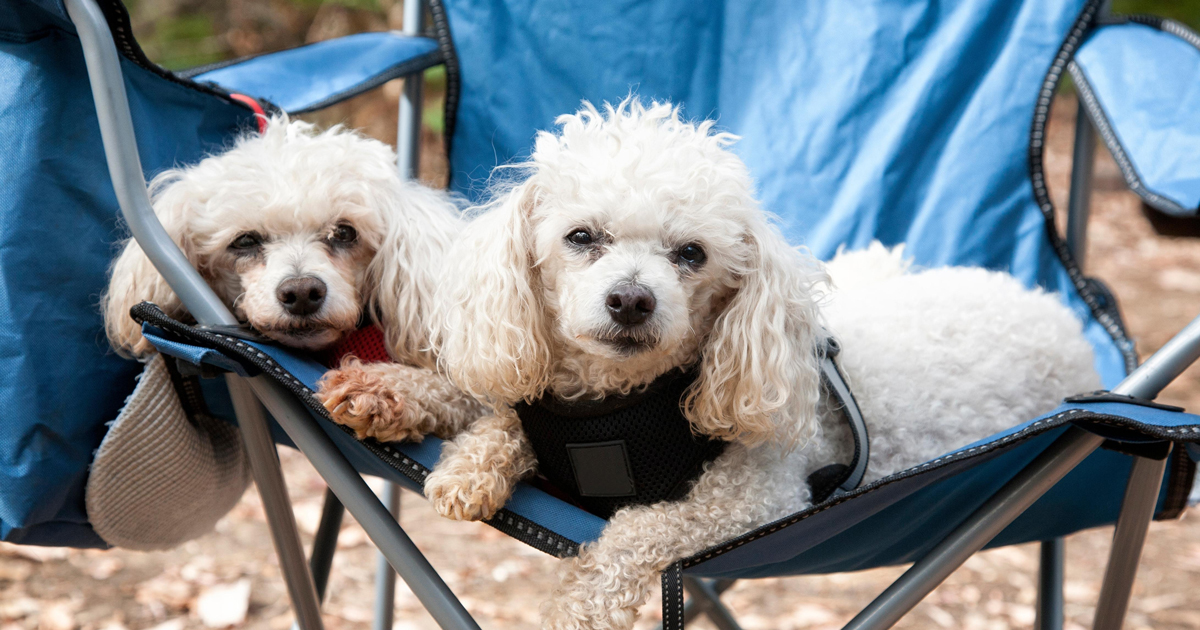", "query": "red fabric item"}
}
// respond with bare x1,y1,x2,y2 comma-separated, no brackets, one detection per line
229,94,268,134
328,325,392,367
